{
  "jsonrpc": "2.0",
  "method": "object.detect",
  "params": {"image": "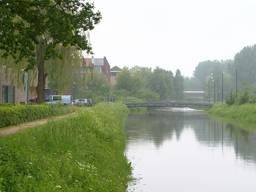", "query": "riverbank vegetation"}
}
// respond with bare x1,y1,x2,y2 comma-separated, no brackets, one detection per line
209,104,256,126
0,103,131,191
0,104,76,128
